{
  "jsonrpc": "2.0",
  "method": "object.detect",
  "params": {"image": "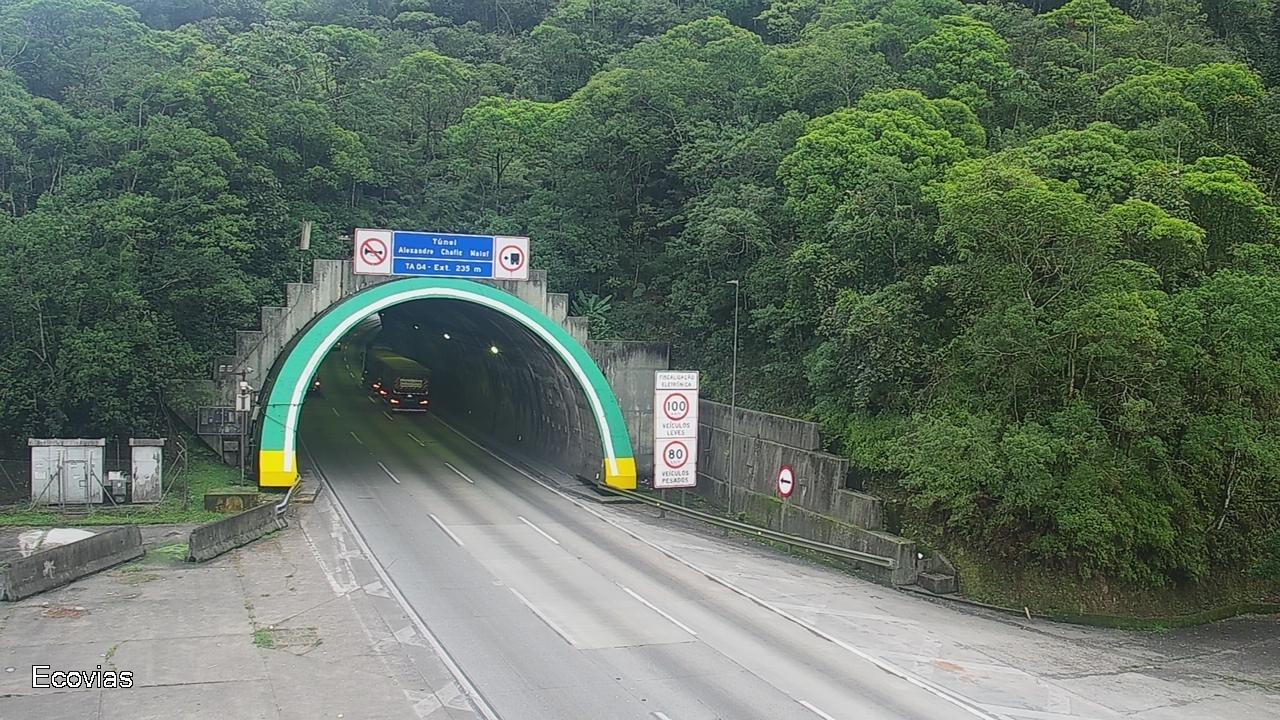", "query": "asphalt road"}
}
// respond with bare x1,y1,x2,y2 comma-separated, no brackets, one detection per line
298,346,981,720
